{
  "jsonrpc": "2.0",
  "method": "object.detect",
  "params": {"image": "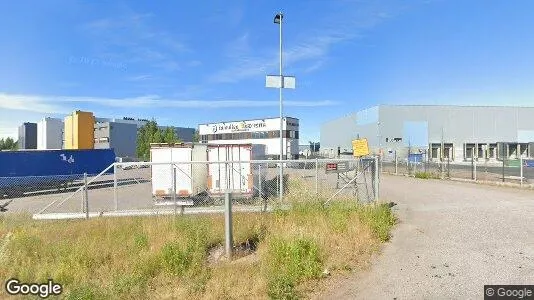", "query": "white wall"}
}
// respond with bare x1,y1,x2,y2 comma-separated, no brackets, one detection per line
205,138,295,156
37,118,63,149
199,117,298,134
199,117,299,156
